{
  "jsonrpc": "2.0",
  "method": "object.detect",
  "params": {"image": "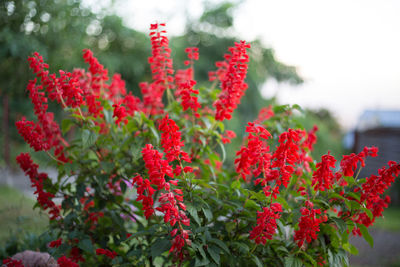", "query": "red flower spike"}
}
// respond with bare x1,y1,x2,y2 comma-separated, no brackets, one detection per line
249,203,282,245
312,152,336,191
213,41,250,121
16,153,60,220
294,203,327,248
159,114,191,163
